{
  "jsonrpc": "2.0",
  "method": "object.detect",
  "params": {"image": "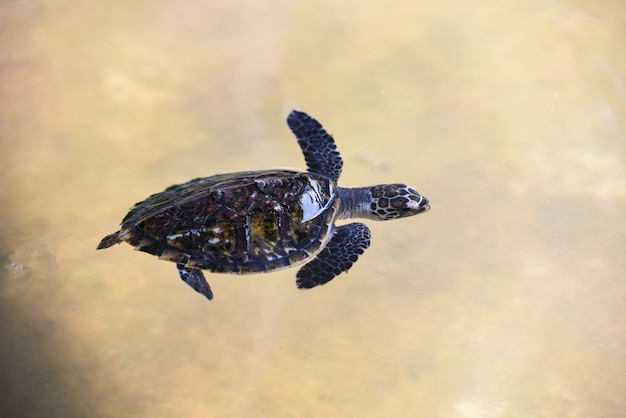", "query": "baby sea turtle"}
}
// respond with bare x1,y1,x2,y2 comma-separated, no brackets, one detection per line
97,110,430,300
